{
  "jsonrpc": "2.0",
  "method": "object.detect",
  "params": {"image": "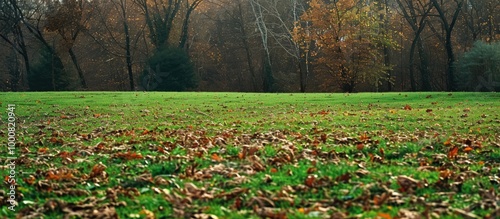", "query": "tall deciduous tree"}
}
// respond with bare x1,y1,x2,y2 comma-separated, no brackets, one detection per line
133,0,204,50
248,0,310,92
0,0,31,90
90,0,145,91
294,0,396,92
396,0,433,91
460,0,500,43
429,0,464,91
116,0,135,90
21,0,72,90
249,0,274,92
46,0,93,89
